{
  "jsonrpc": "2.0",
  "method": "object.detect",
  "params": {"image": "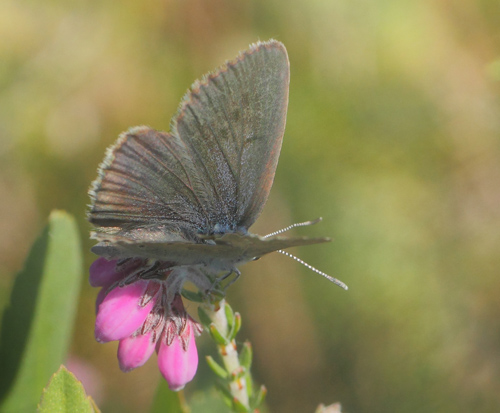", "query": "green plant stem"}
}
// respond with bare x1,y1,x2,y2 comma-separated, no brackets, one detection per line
203,299,250,409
